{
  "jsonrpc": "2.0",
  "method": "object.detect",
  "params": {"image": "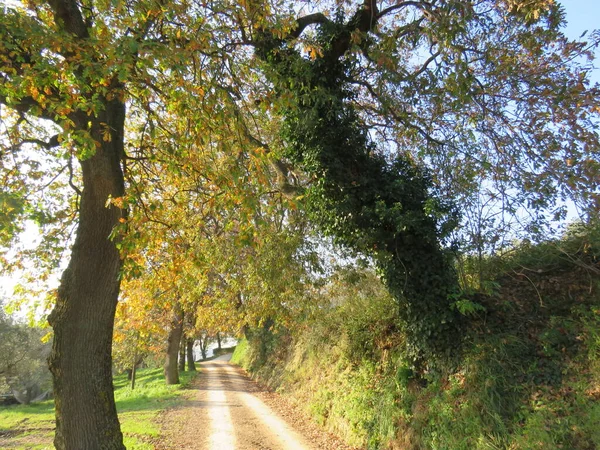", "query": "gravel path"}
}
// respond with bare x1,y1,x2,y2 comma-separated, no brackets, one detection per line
157,355,357,450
